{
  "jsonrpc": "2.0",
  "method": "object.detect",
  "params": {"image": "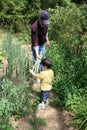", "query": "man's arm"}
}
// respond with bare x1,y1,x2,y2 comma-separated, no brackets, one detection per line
31,28,41,60
46,33,50,47
34,46,41,60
